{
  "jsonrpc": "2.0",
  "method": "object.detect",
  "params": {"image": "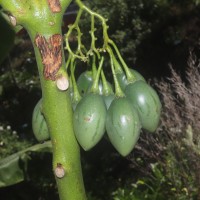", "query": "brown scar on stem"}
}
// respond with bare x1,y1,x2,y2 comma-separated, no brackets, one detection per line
35,34,62,80
47,0,61,13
